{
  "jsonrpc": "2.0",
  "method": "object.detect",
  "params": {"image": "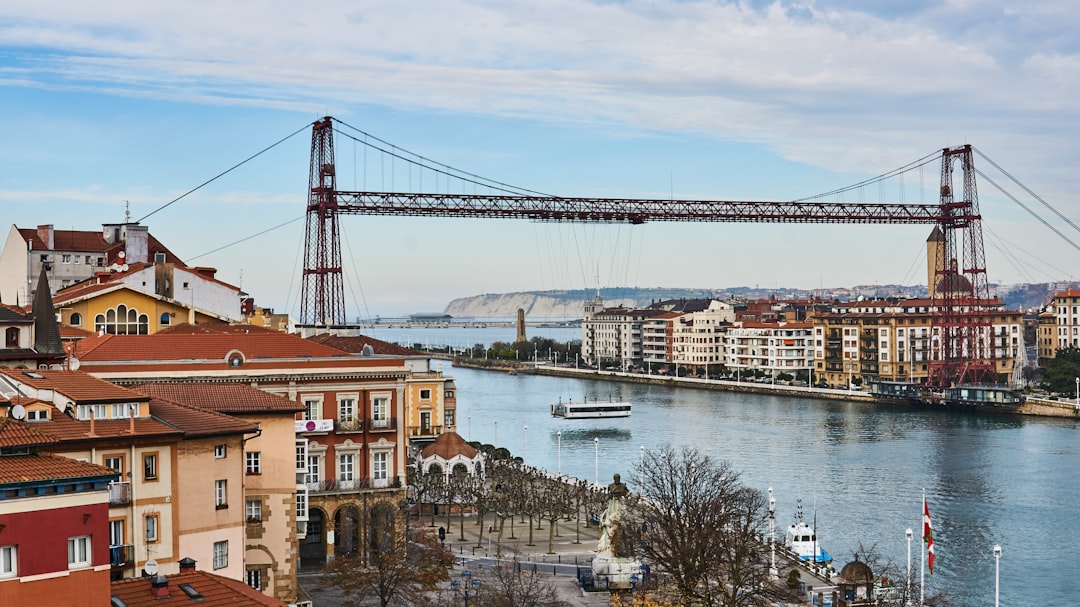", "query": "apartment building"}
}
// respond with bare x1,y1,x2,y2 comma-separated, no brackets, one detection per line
811,298,1023,388
72,326,412,572
1036,288,1080,364
725,321,813,379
